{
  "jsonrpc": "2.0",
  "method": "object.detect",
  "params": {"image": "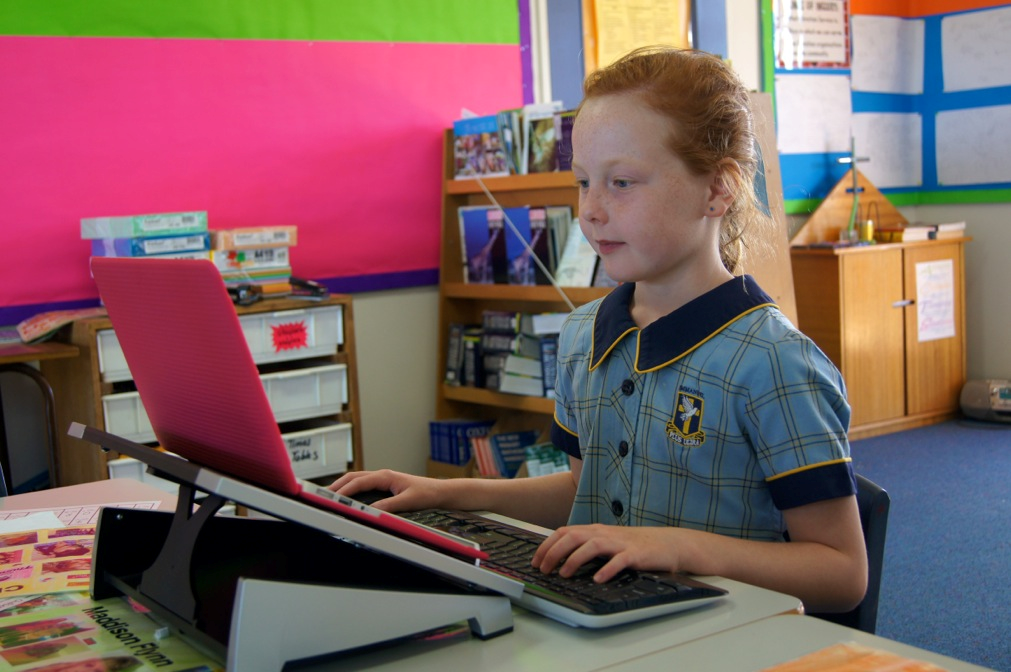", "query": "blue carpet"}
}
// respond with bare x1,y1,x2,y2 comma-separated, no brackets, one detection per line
850,419,1011,671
